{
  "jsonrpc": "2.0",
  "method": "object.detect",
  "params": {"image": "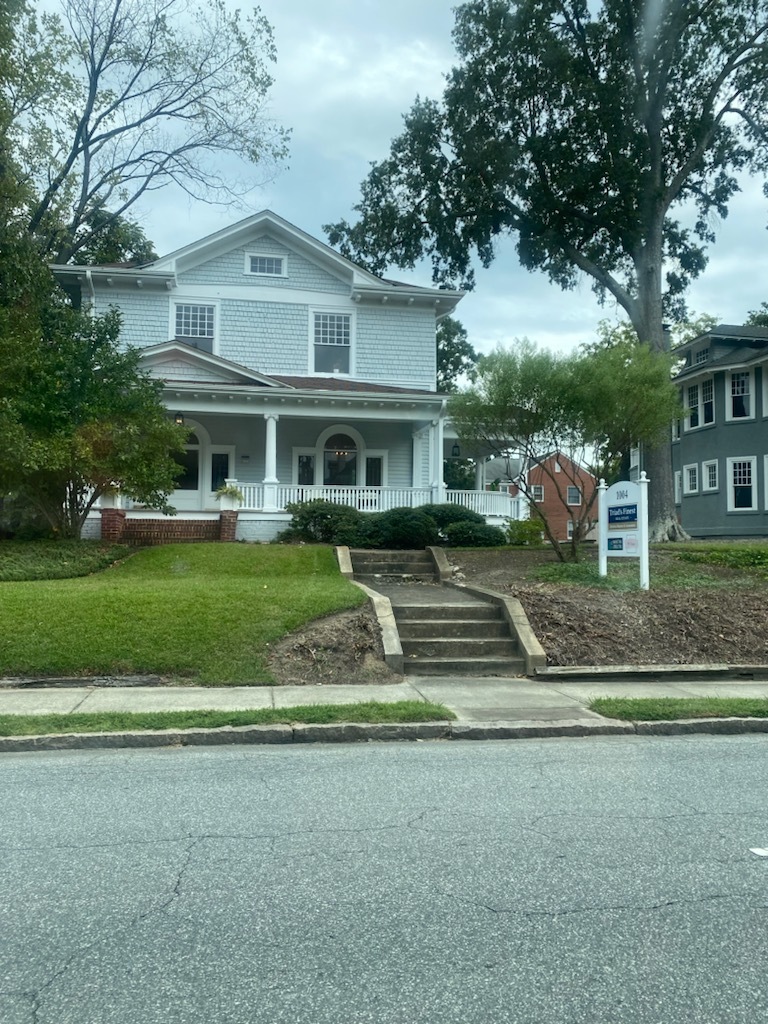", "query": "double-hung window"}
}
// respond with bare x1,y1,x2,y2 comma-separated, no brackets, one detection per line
683,464,698,495
566,485,581,505
686,379,714,429
313,312,351,374
727,457,757,511
702,460,719,492
530,484,544,502
175,303,215,353
728,371,752,419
